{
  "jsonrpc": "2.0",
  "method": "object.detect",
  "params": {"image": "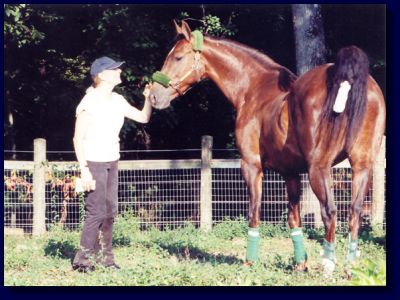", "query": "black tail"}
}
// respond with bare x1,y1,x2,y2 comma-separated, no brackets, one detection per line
320,46,370,150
